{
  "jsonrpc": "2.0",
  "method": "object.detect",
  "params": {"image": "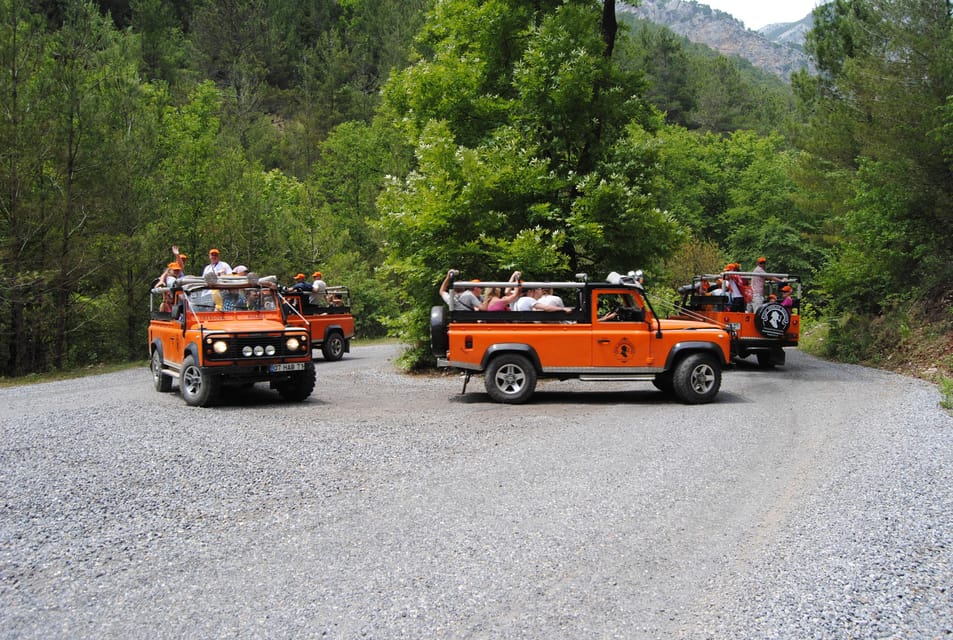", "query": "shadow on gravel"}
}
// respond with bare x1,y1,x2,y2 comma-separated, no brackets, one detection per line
206,384,330,408
450,388,685,406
